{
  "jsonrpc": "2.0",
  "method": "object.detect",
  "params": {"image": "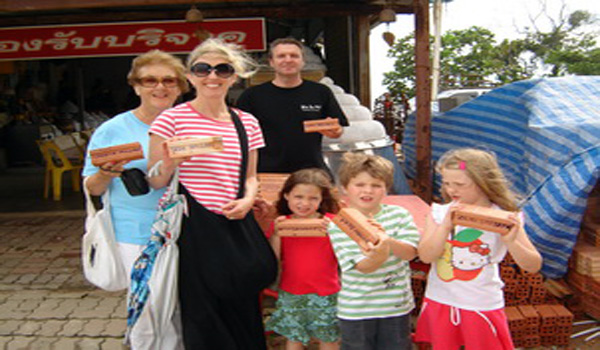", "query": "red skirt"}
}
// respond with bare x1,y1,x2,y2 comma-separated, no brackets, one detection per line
414,298,514,350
